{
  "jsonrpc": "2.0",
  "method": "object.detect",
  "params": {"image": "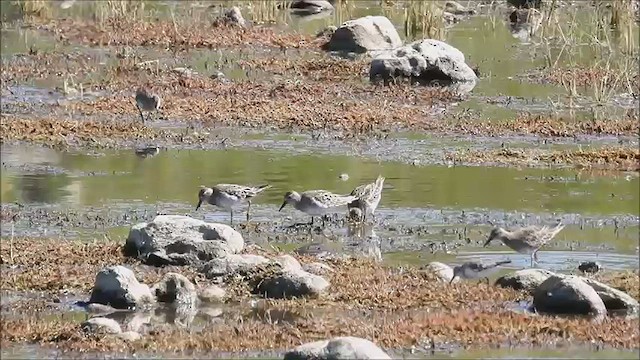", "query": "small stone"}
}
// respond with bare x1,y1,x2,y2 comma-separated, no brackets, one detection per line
82,317,122,335
151,272,198,306
302,262,334,275
284,336,391,360
578,261,602,274
338,173,349,181
422,262,457,283
116,331,141,342
274,254,303,272
199,285,226,303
